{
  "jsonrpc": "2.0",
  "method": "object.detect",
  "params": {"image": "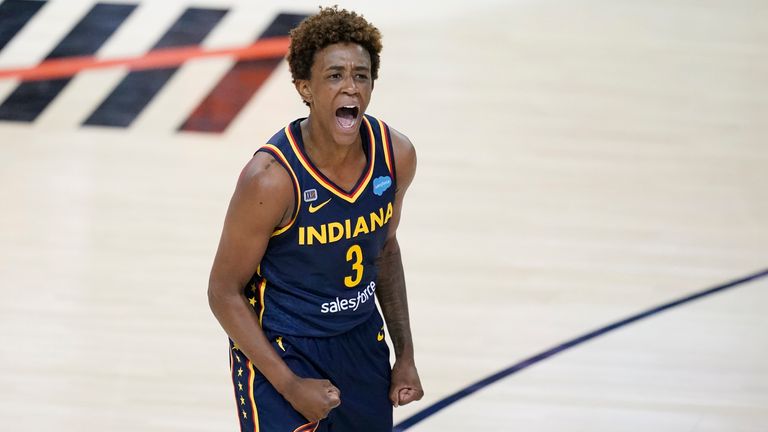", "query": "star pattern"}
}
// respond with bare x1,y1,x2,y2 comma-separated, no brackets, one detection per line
233,351,252,426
